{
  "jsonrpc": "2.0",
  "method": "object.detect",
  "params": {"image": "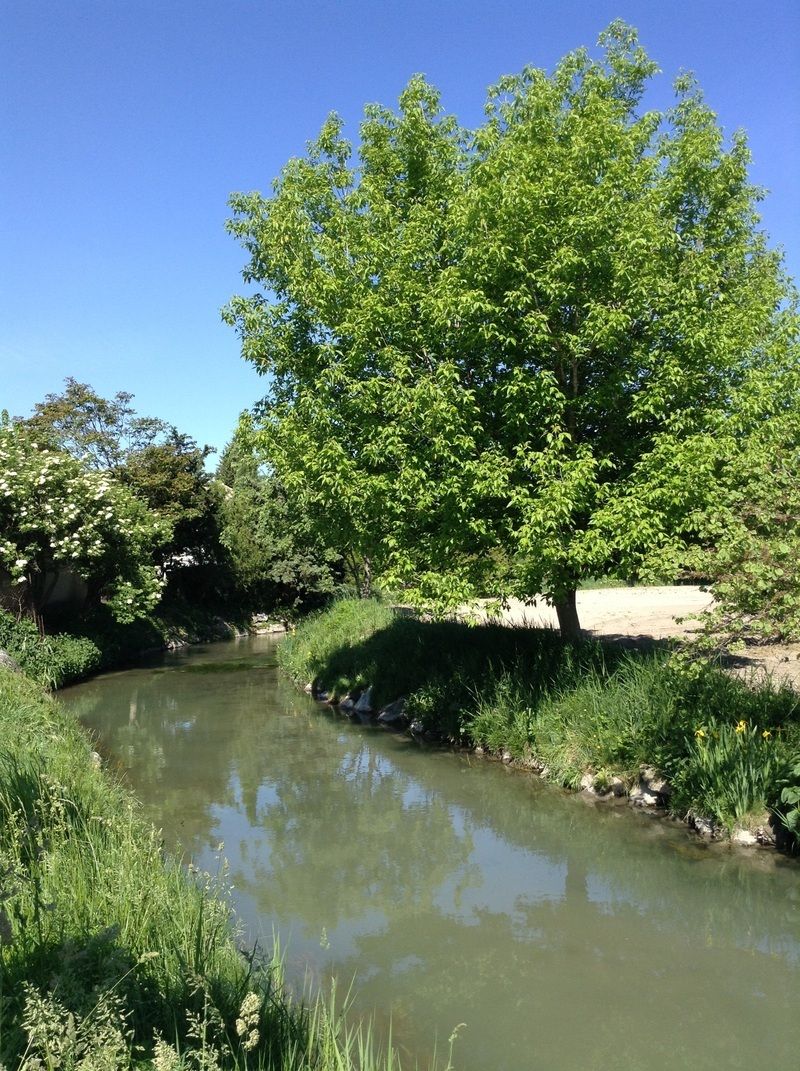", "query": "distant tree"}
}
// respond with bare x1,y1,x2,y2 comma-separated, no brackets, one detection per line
217,421,340,617
22,380,226,587
23,378,171,471
119,431,219,570
226,23,798,635
0,423,165,621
